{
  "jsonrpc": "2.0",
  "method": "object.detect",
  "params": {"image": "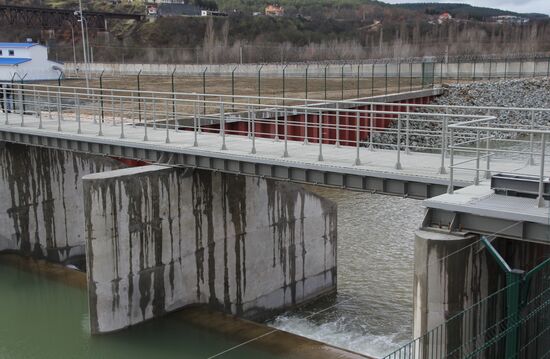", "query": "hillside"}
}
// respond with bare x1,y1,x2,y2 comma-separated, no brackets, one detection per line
394,3,548,21
1,0,550,64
